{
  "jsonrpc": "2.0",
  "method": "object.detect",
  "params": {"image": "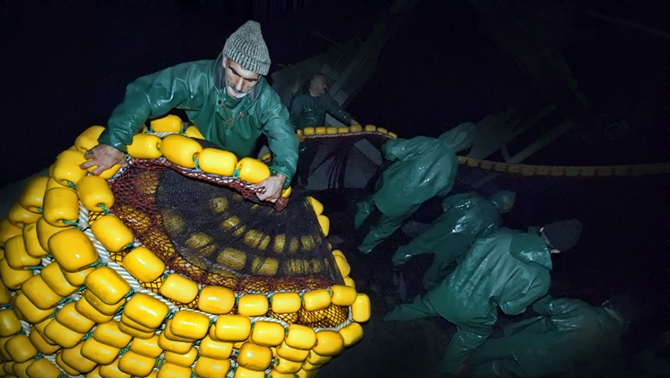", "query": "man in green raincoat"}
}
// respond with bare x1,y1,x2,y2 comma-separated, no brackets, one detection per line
354,122,479,254
289,72,359,186
81,21,298,203
289,72,360,131
392,190,516,290
384,219,584,375
470,294,636,377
